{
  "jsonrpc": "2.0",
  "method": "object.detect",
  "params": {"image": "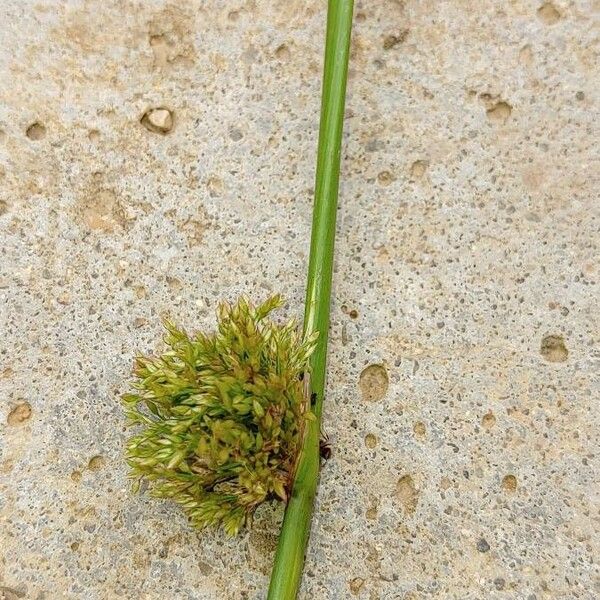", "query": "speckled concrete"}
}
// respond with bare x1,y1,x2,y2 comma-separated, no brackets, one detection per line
0,1,598,599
